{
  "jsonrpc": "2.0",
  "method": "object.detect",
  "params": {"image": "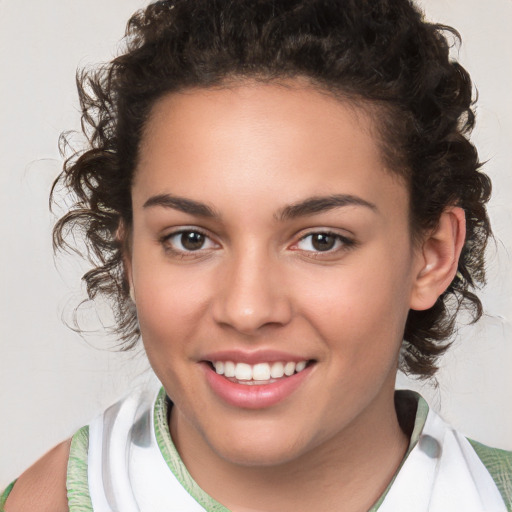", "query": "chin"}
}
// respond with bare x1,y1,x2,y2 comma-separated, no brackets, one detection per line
203,422,317,468
215,441,306,468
